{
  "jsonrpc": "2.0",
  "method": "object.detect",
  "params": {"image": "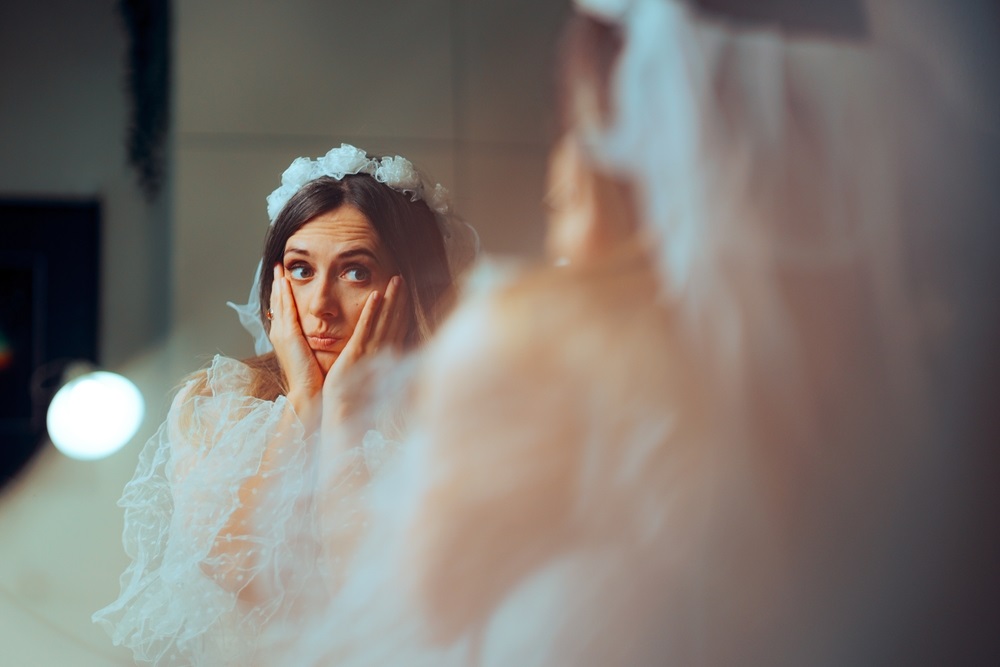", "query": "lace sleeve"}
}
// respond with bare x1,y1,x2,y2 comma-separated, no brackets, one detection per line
92,356,314,666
